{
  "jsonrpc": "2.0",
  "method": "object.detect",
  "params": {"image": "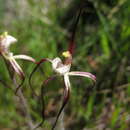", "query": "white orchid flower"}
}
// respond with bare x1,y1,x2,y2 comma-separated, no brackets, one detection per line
0,32,35,92
28,6,96,129
29,50,96,130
